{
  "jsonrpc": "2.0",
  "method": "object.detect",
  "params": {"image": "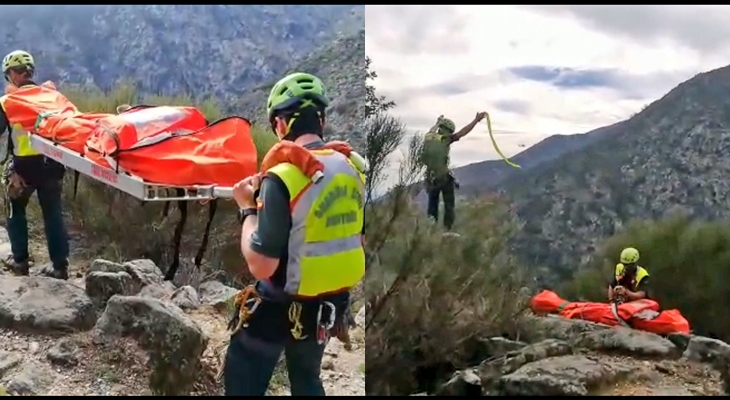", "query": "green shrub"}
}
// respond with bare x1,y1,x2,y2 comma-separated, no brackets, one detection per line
564,211,730,341
365,191,528,395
